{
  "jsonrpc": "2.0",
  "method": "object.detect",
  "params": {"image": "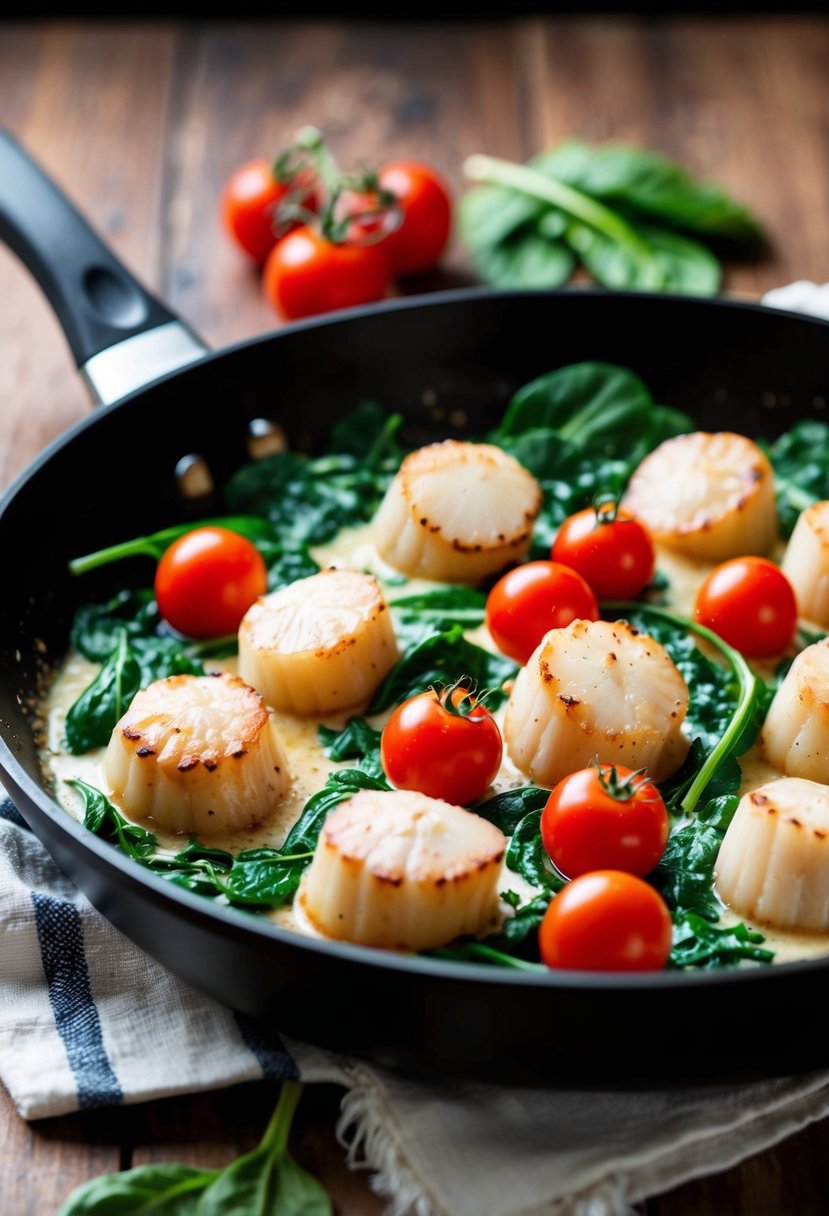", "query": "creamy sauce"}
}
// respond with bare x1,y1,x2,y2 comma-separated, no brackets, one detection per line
39,517,829,966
